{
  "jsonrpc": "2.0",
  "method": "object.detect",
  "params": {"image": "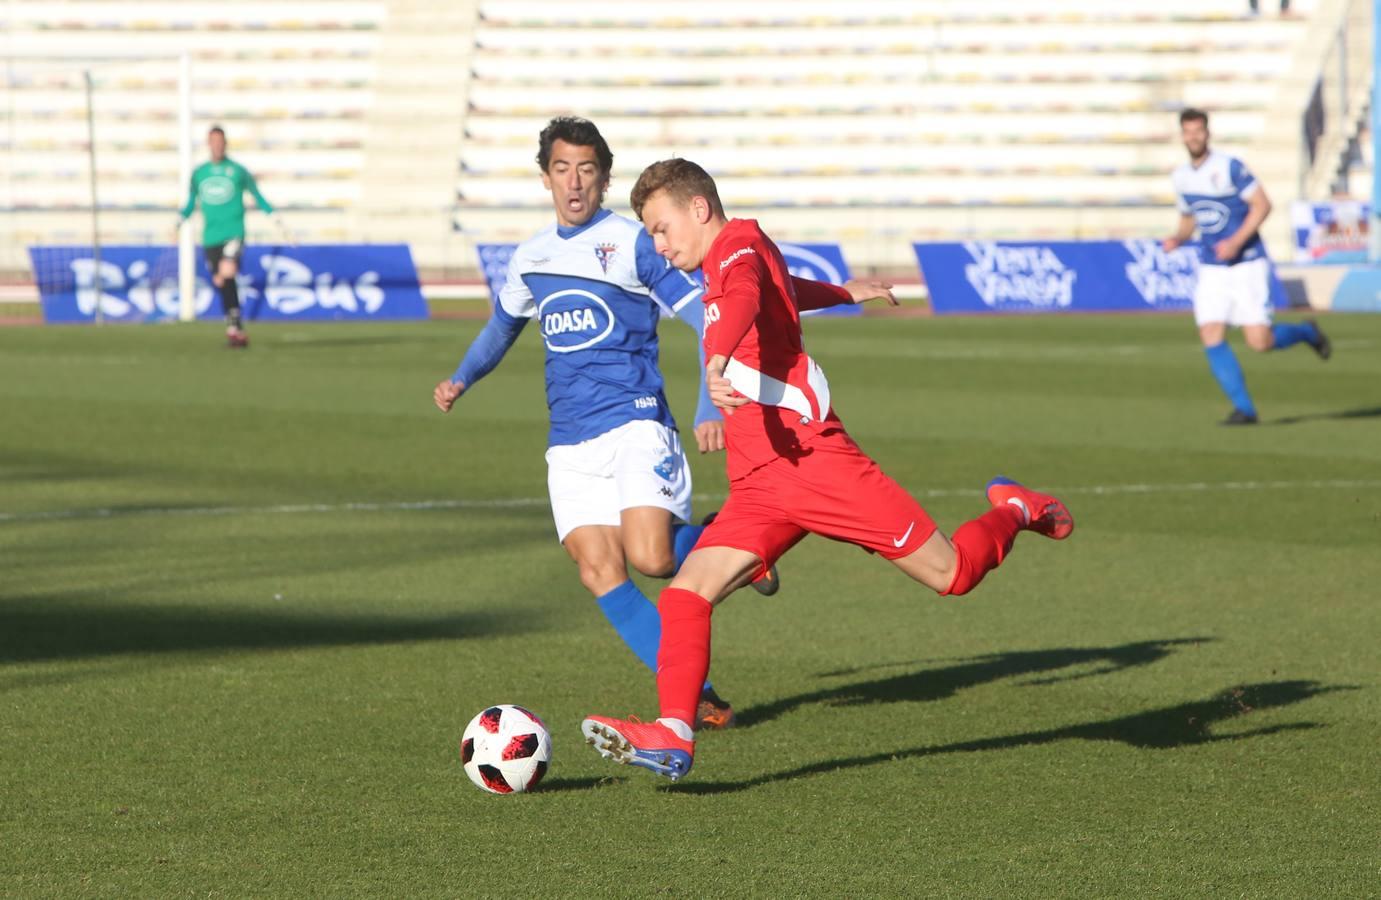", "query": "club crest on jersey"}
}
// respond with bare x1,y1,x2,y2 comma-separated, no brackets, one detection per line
594,243,618,273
